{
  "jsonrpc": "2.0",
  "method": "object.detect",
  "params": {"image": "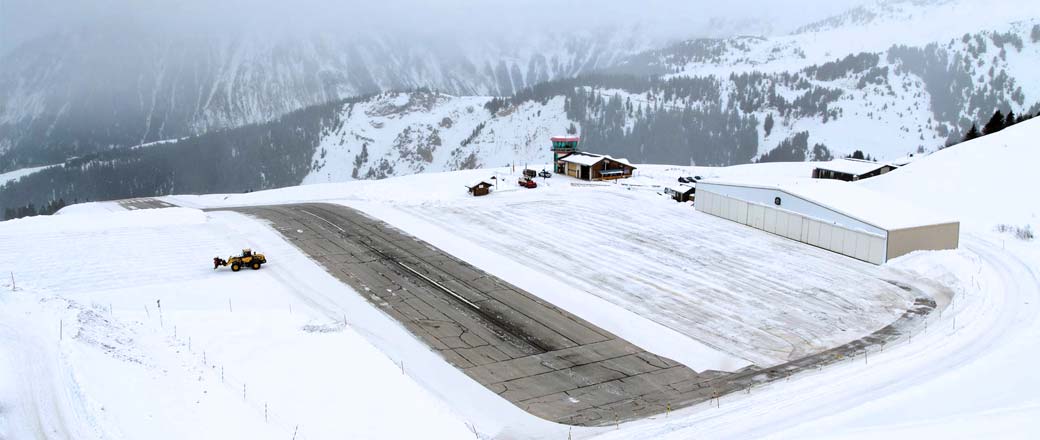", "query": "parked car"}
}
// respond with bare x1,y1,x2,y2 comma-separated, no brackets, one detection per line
518,177,538,188
538,170,552,178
